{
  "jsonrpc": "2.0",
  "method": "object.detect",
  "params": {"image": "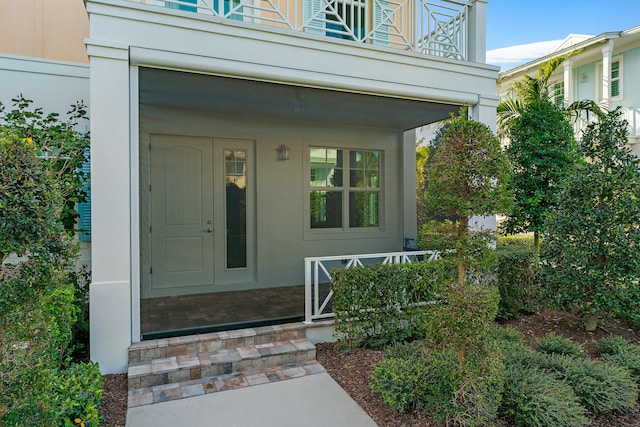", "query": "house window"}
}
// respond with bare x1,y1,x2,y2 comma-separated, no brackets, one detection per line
553,82,564,108
309,147,380,229
225,149,247,268
611,59,621,98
